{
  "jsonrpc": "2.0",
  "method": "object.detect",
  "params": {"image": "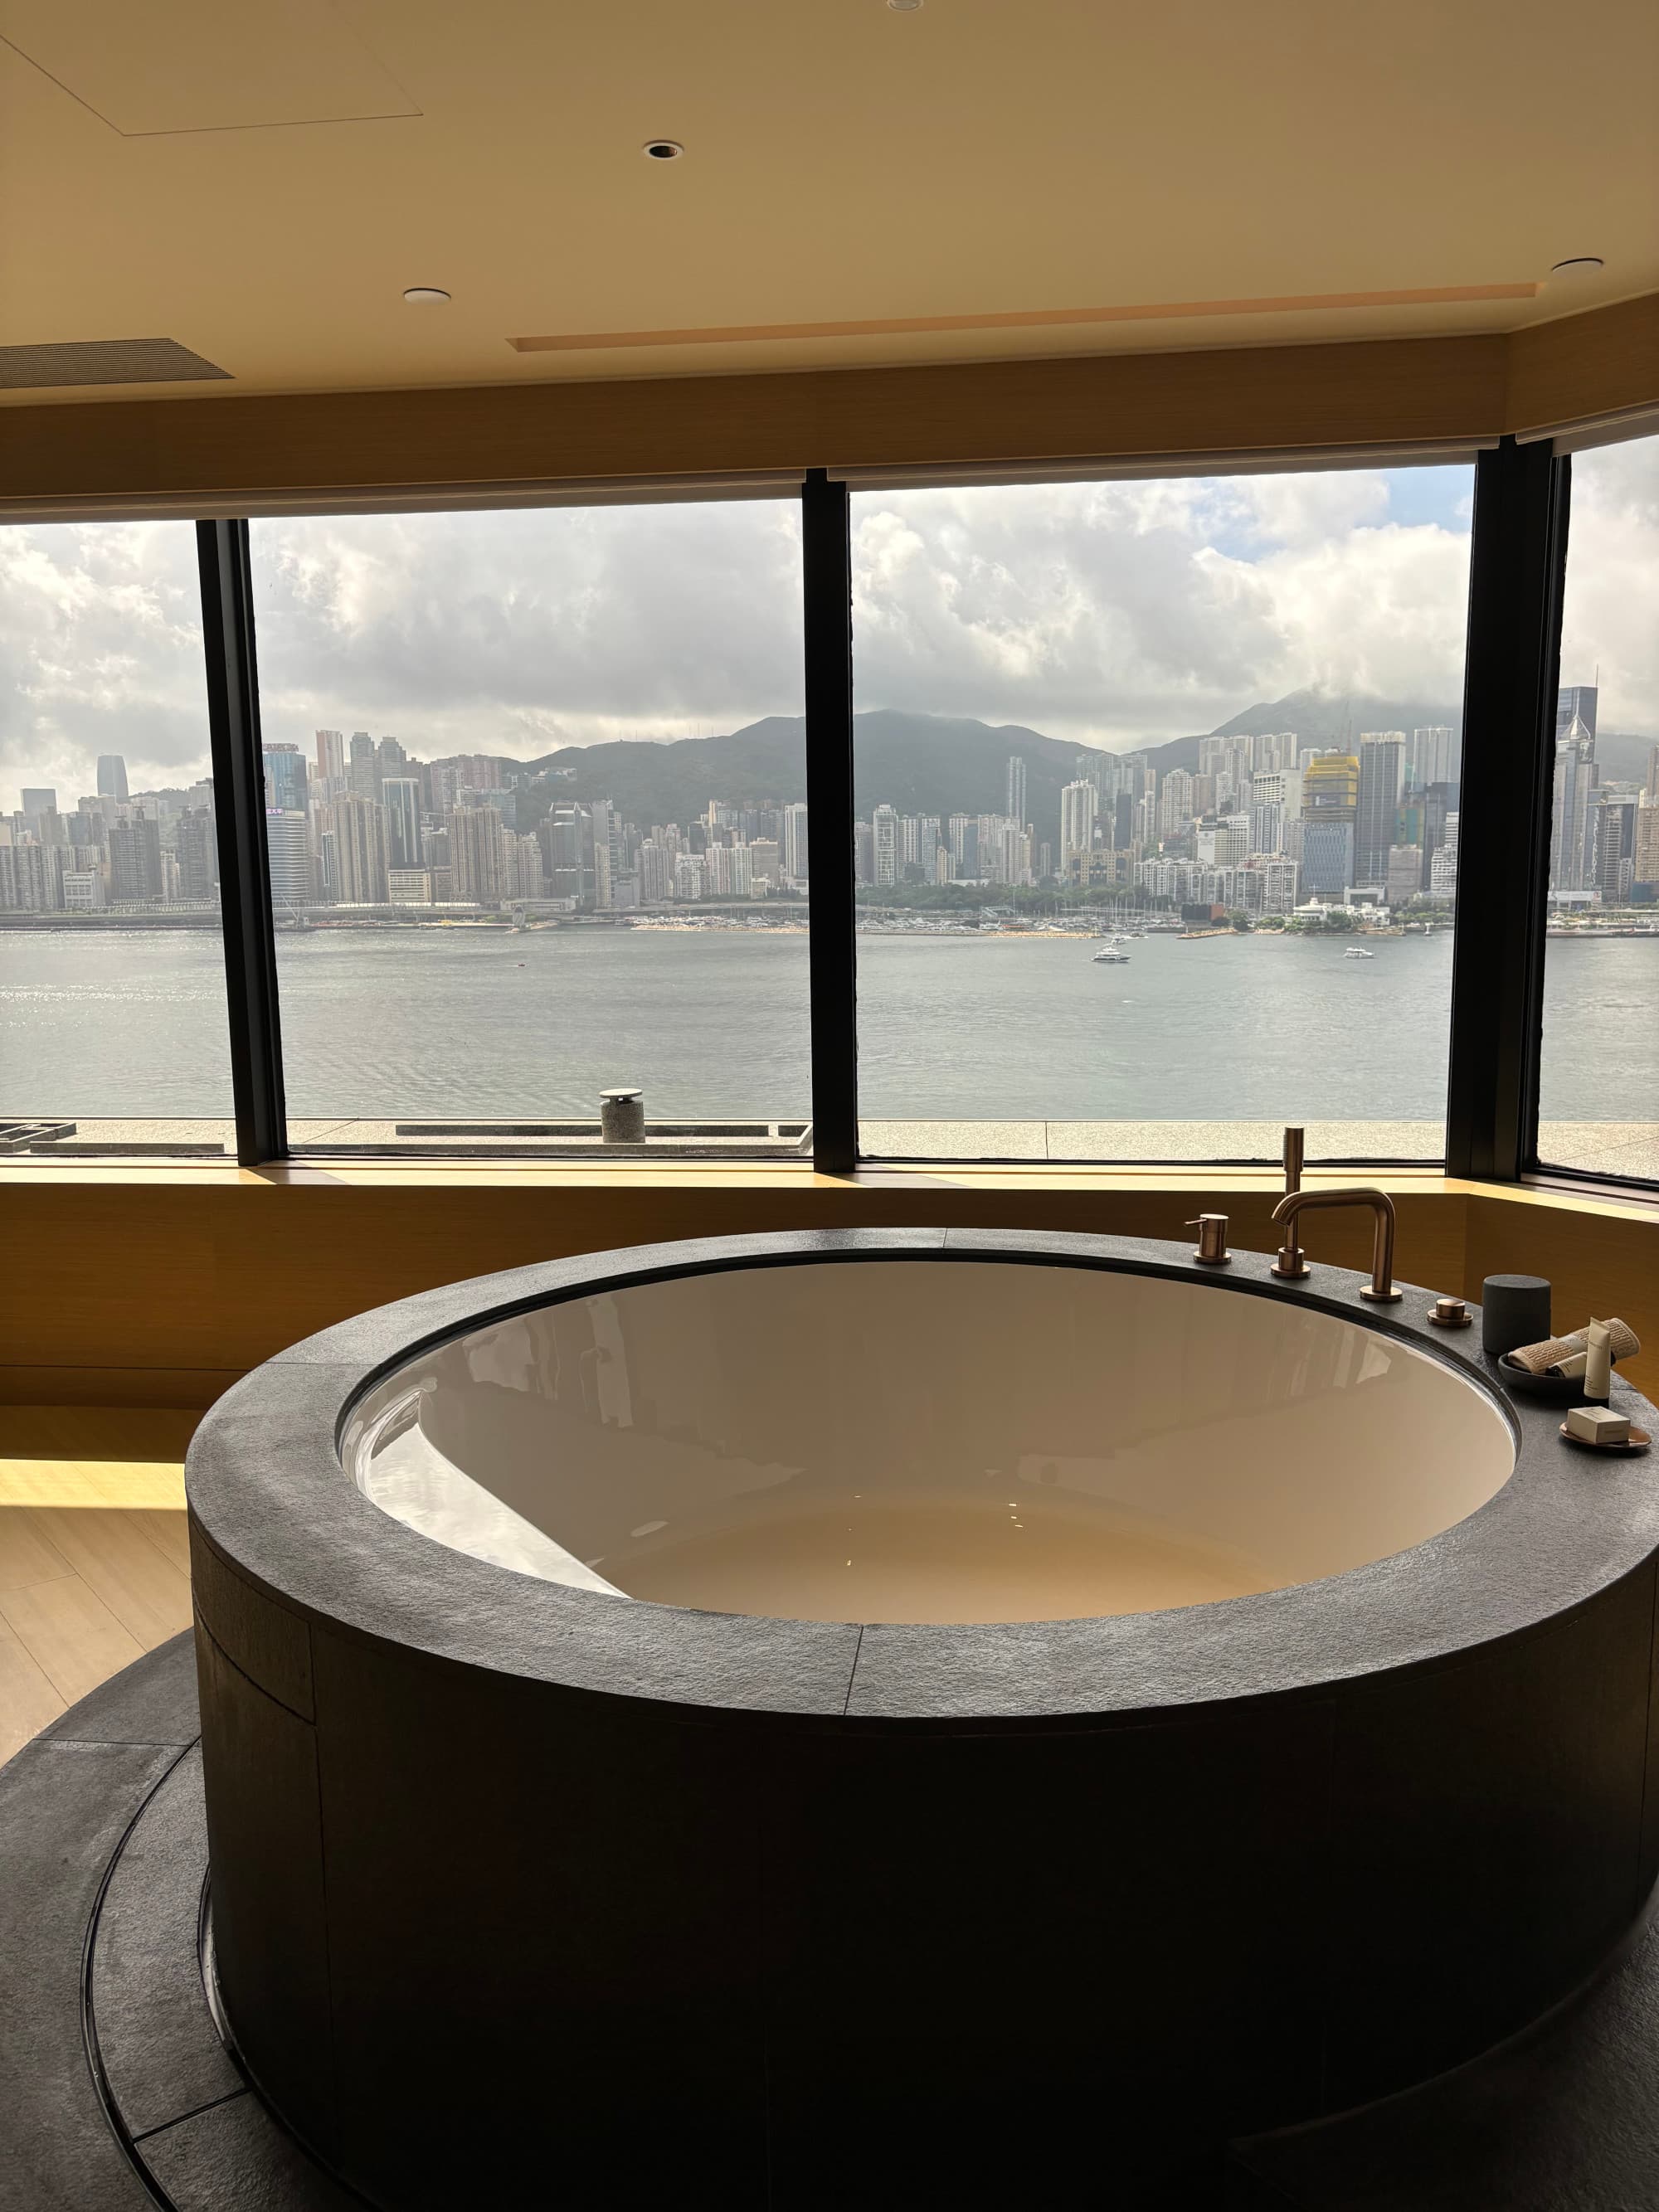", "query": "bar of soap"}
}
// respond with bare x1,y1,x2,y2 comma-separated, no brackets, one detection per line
1566,1406,1632,1445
